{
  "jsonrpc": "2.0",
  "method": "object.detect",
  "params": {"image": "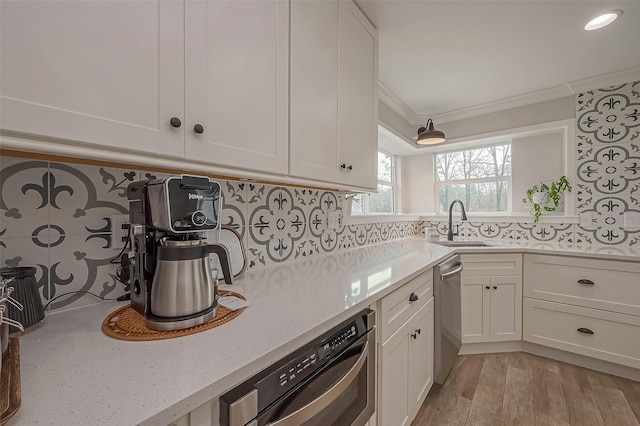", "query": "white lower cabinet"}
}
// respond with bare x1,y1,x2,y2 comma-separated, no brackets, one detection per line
523,253,640,369
379,294,434,426
460,254,523,344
